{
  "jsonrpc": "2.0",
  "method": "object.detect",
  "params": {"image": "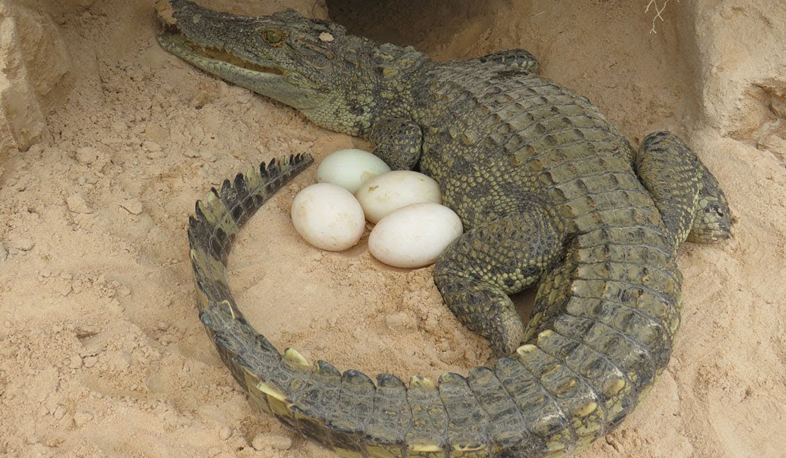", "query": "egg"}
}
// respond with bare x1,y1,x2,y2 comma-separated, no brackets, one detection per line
356,171,442,223
291,183,366,251
317,148,391,193
369,203,463,268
